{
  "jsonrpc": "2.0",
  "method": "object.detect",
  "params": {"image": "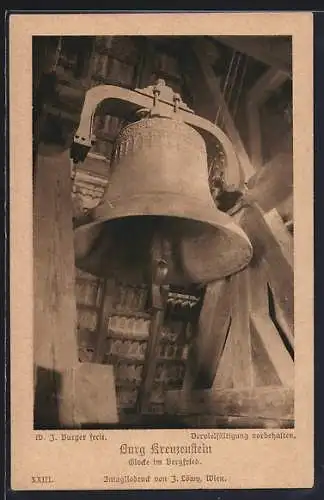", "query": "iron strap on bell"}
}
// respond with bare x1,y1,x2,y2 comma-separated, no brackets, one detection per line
72,80,253,286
